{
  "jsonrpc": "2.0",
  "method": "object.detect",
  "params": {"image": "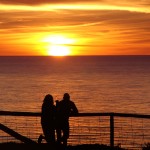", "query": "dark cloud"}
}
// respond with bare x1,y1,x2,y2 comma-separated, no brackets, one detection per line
0,0,103,5
1,0,150,6
1,0,58,5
